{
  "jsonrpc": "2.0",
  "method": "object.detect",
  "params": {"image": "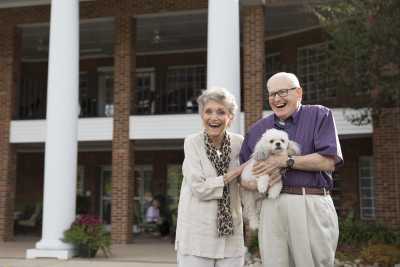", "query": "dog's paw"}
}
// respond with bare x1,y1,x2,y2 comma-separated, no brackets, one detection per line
257,178,268,194
268,183,282,199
